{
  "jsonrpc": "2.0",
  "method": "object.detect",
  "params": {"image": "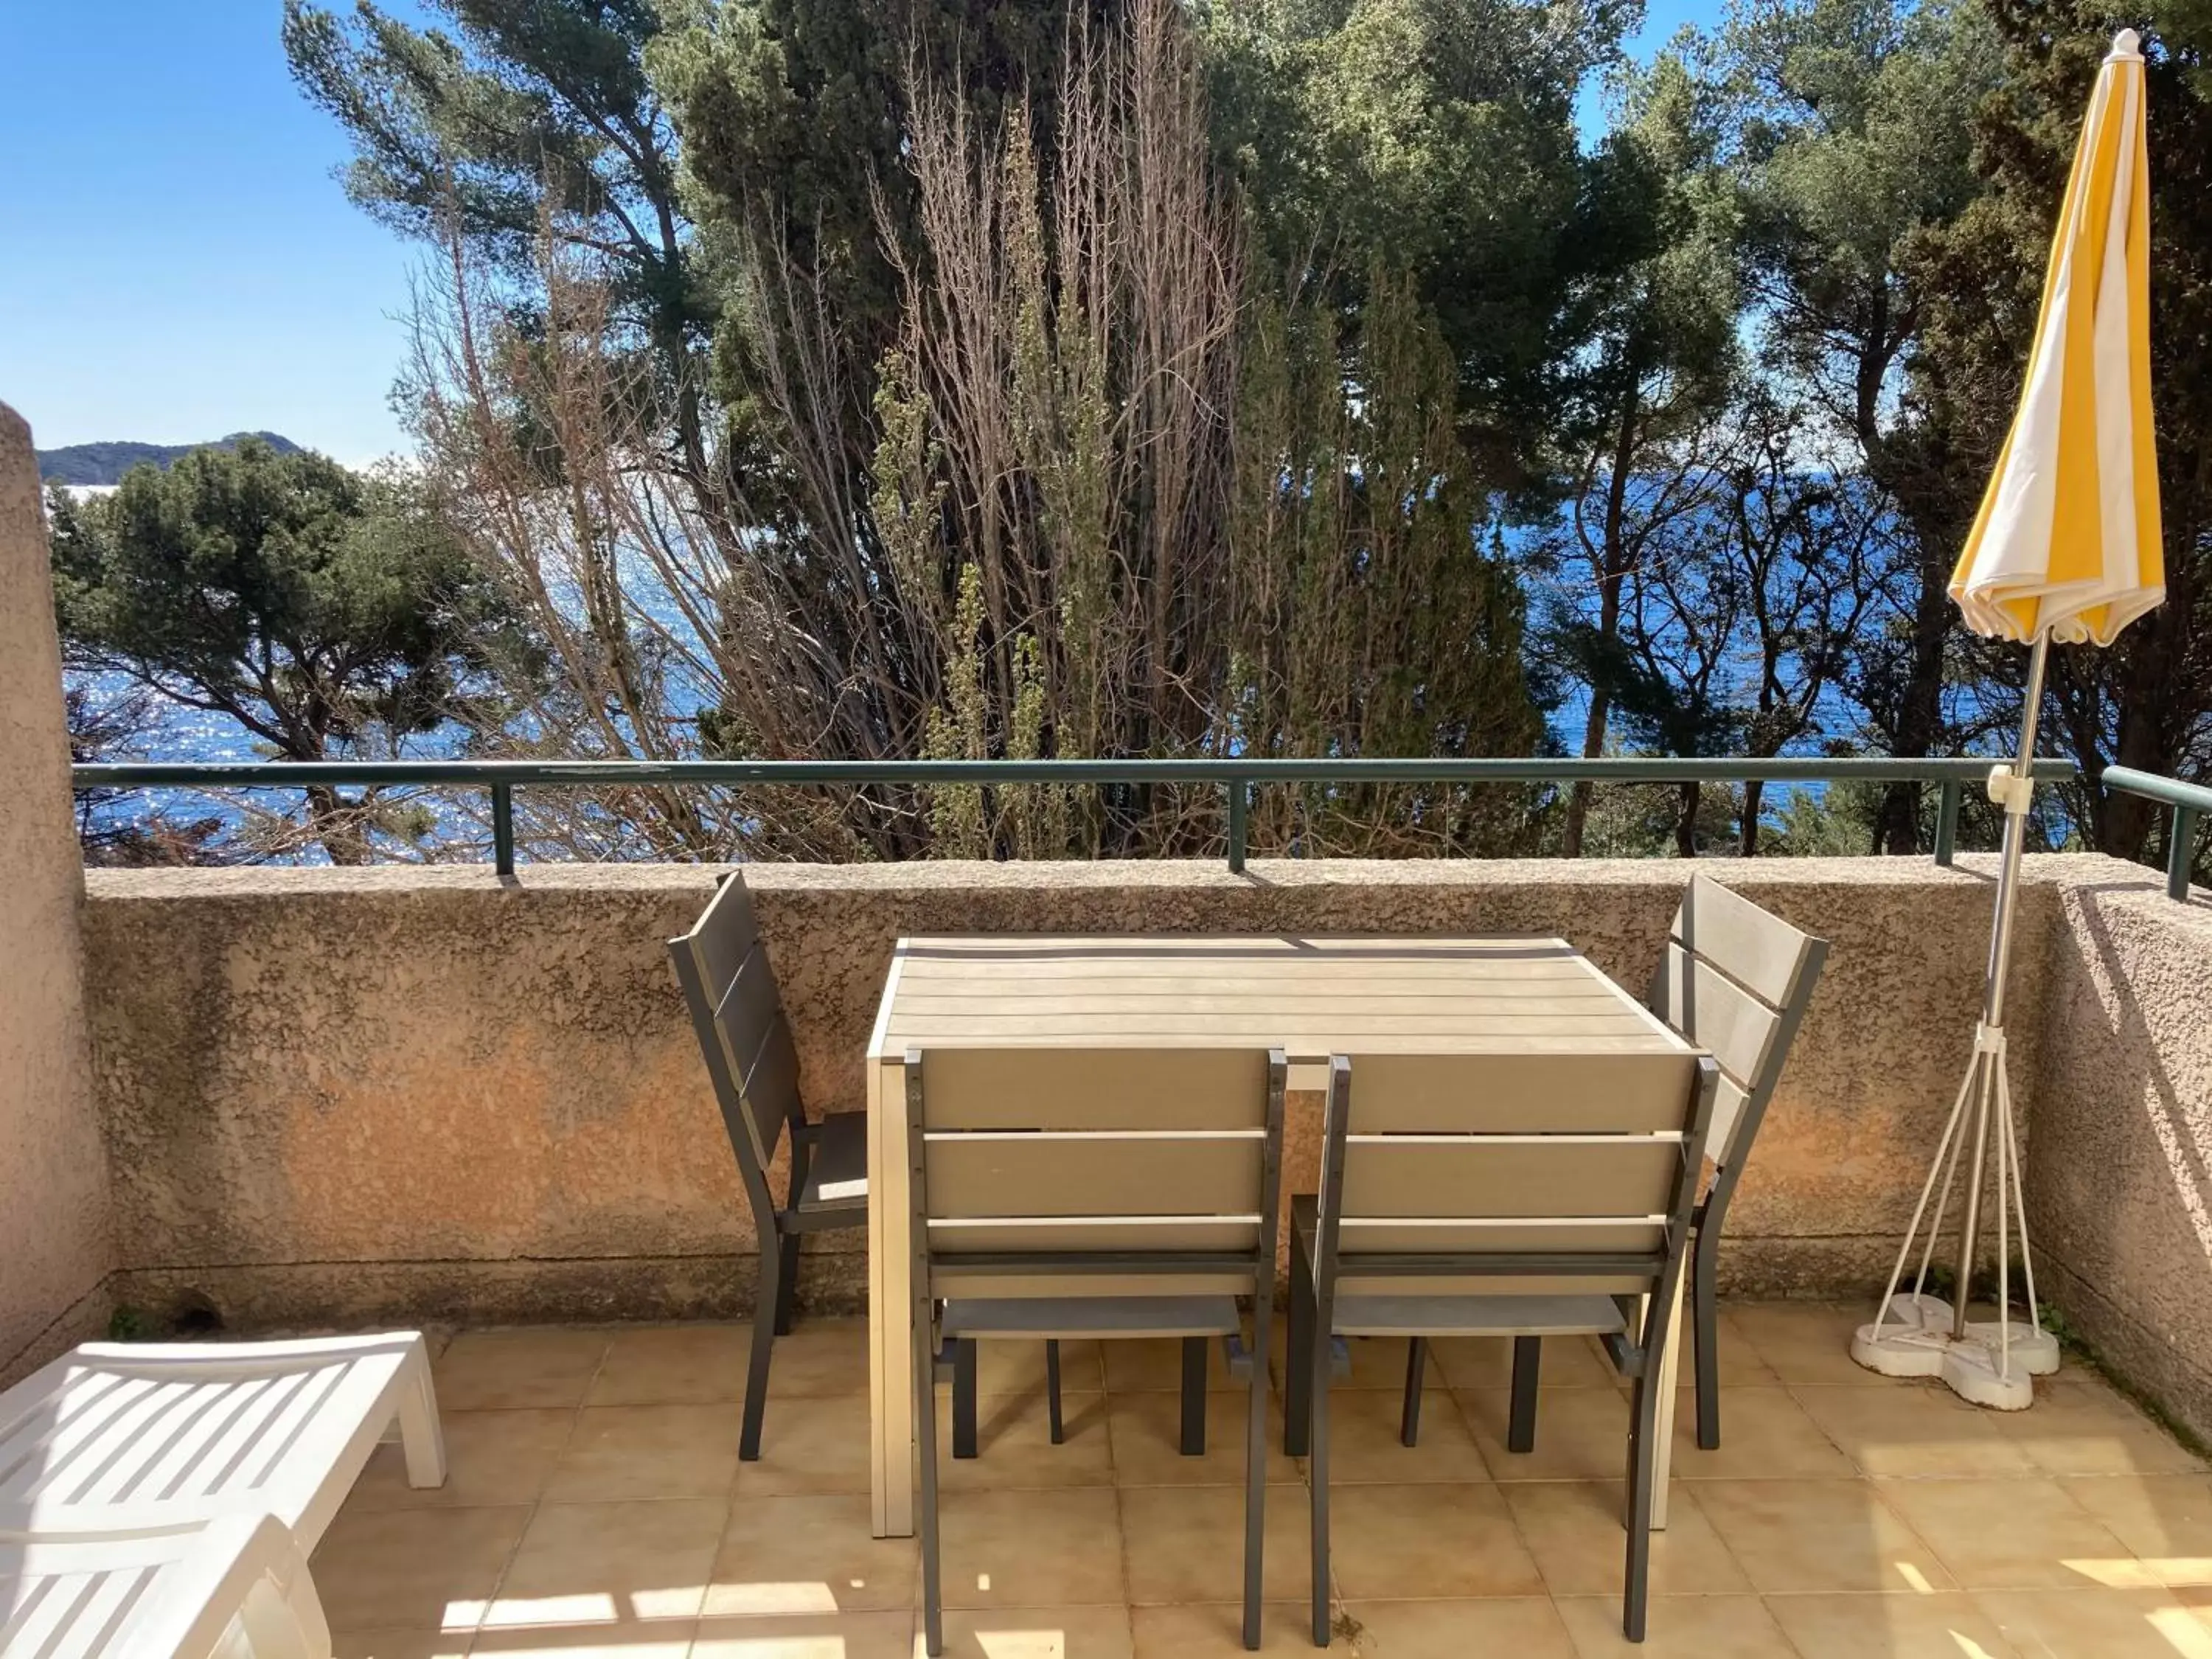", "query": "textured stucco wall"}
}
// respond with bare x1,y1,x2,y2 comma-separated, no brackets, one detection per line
79,853,2110,1332
0,401,113,1381
2032,872,2212,1443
